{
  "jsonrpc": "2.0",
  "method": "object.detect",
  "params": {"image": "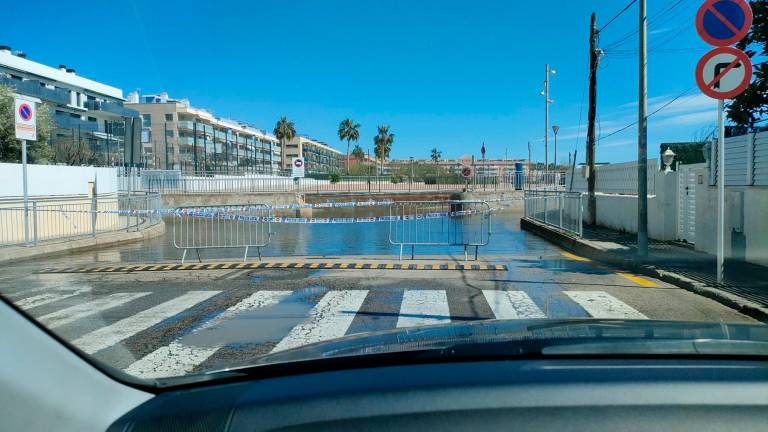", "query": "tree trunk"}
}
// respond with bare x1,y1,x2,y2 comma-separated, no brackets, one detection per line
346,140,350,175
